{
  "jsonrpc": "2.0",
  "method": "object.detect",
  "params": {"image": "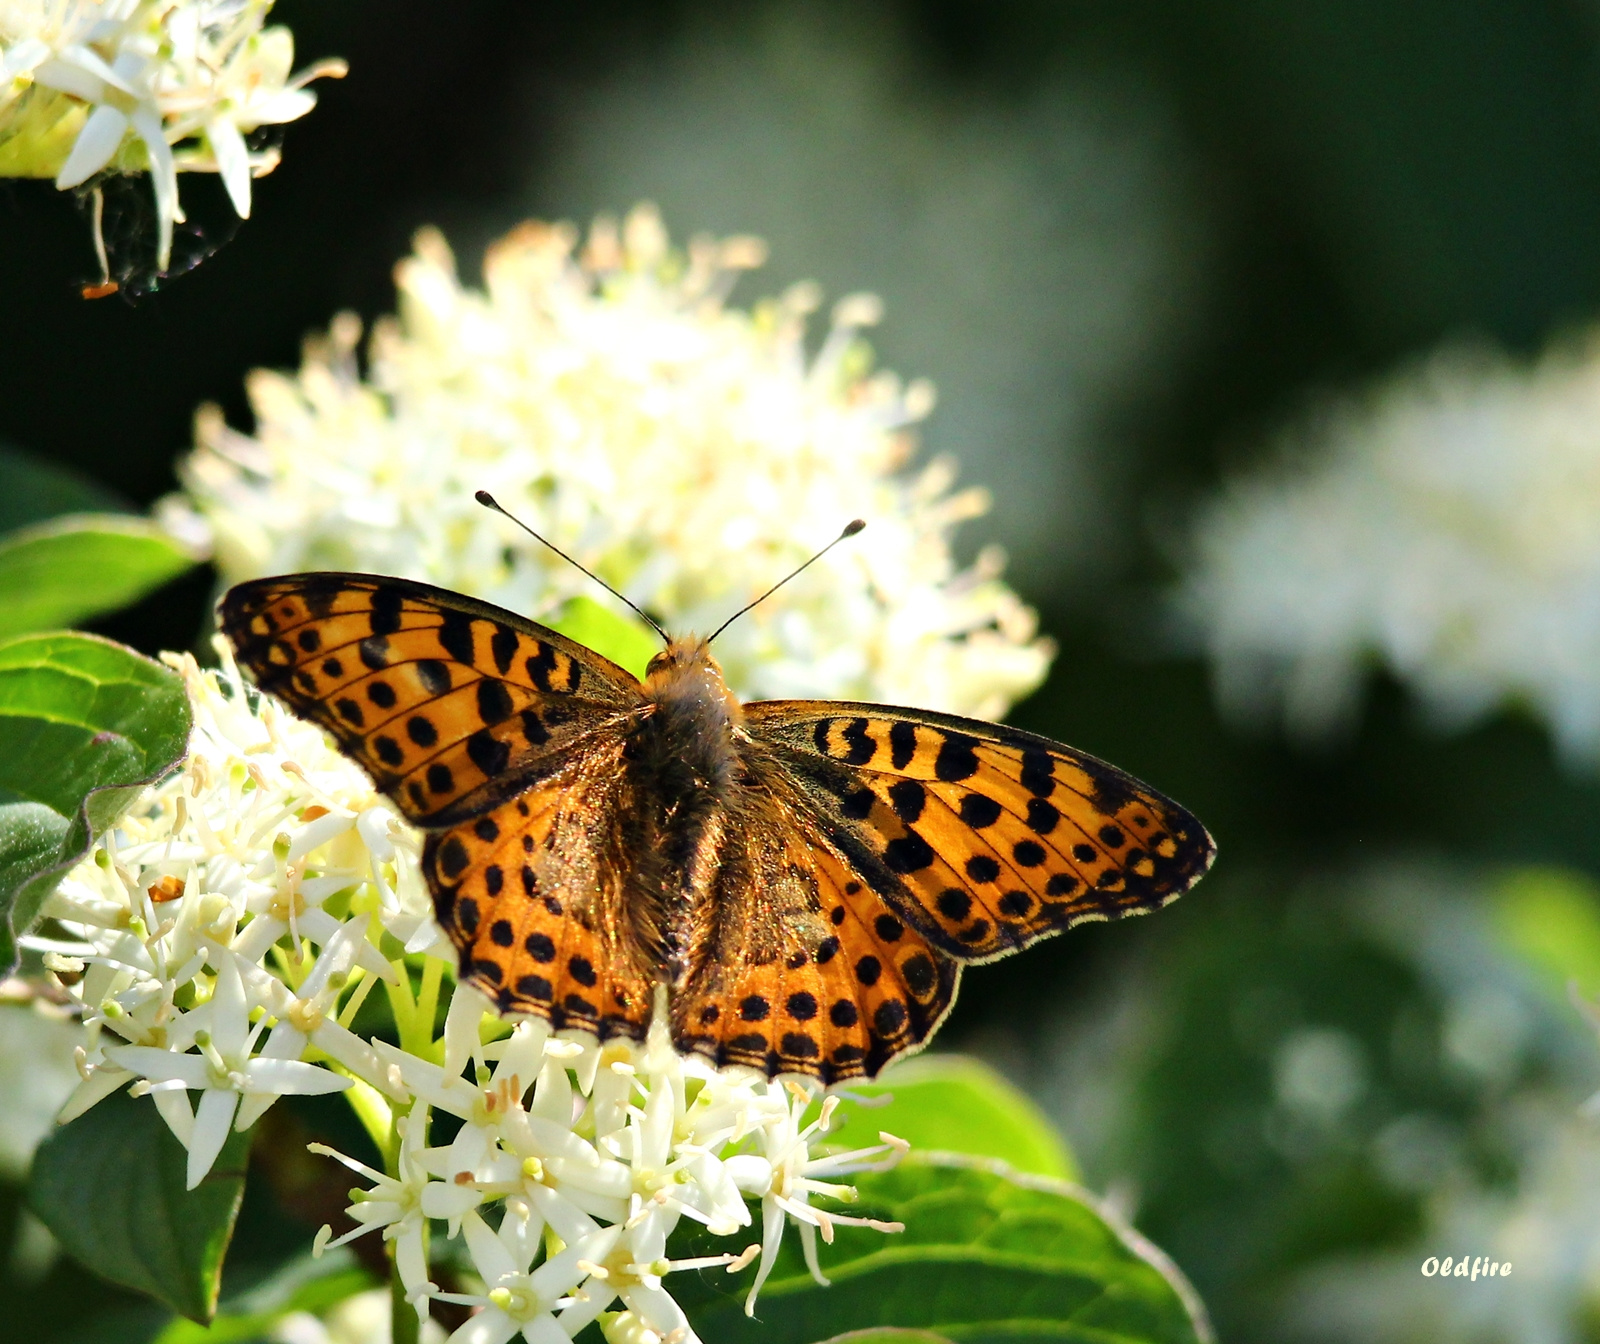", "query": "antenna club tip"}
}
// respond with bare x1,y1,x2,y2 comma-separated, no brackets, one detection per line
843,519,867,538
474,489,499,509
